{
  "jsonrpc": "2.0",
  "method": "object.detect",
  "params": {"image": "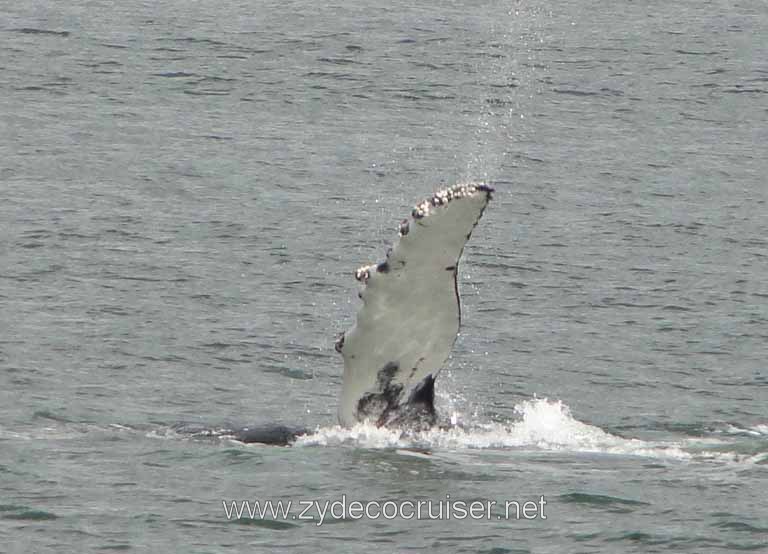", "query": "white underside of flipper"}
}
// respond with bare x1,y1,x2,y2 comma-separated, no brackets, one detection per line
337,184,493,427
